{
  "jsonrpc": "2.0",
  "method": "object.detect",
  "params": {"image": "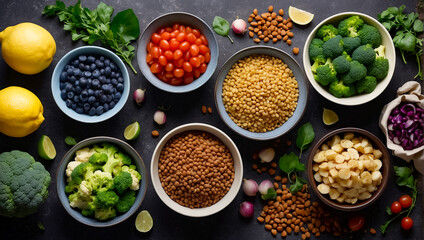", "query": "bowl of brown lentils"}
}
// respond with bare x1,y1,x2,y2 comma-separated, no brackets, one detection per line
215,46,308,140
150,123,243,217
